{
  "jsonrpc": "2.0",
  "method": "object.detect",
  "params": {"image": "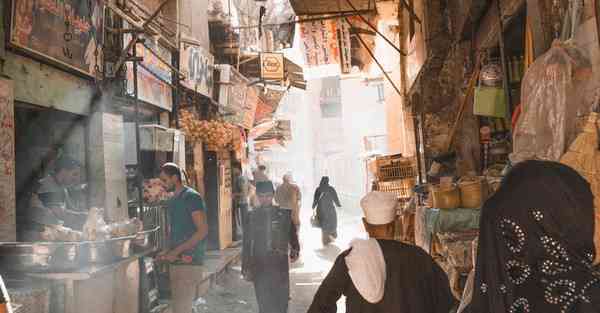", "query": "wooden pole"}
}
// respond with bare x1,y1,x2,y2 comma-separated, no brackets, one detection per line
496,0,513,120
